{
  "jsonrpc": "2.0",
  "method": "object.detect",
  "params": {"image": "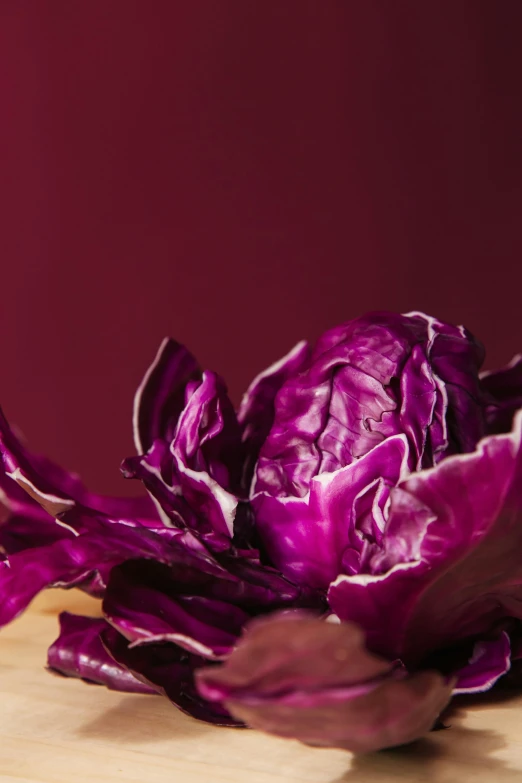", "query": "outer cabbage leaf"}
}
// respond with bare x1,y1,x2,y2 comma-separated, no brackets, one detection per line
132,337,201,454
0,408,157,525
197,615,454,752
101,624,239,725
48,612,156,694
126,355,243,545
